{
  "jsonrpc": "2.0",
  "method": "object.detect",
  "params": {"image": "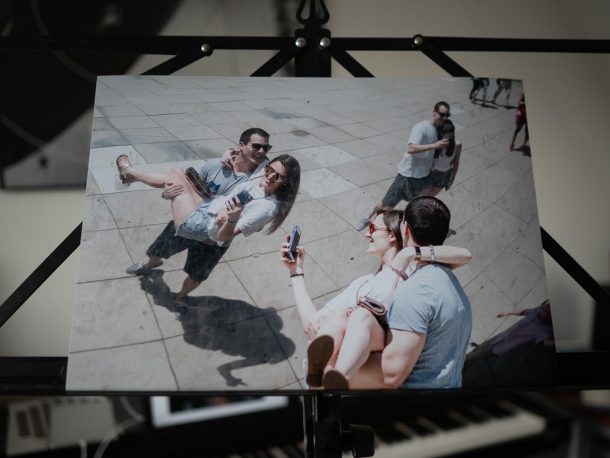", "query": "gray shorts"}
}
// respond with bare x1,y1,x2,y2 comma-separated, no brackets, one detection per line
382,174,431,207
175,202,213,242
